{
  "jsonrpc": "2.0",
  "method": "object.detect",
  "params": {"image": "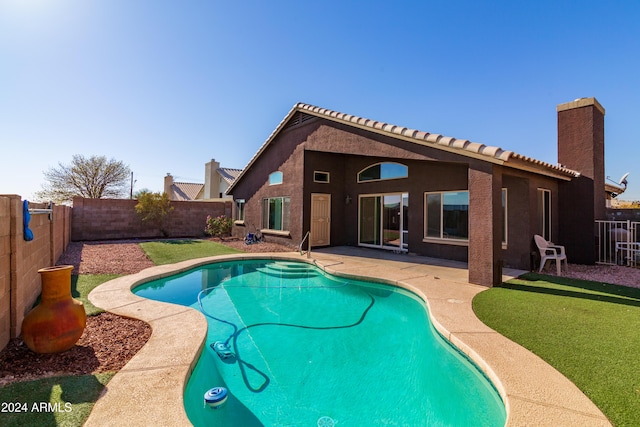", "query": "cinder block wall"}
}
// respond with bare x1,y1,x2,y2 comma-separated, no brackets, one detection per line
71,197,232,241
52,204,71,264
0,196,11,349
0,194,227,351
11,198,51,340
0,195,72,350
